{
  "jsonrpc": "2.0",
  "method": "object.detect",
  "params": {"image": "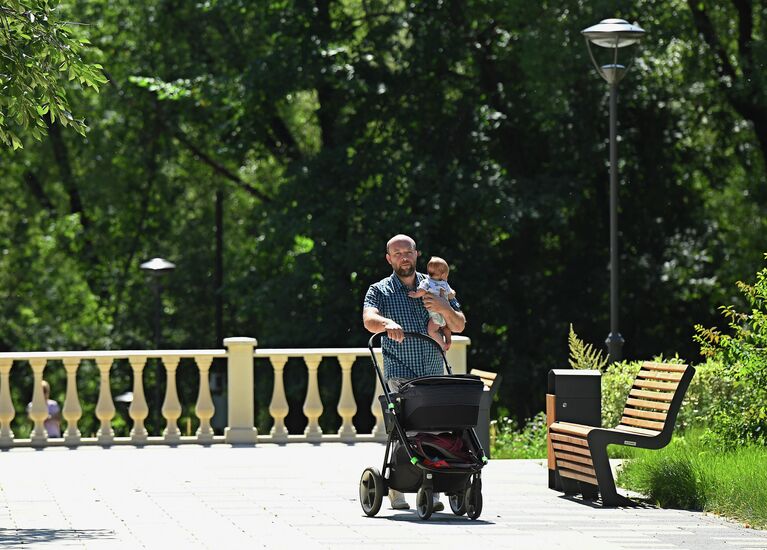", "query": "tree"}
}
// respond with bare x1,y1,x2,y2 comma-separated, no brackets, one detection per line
0,0,106,149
